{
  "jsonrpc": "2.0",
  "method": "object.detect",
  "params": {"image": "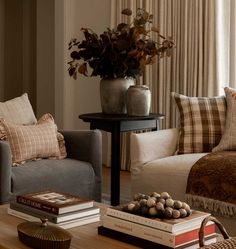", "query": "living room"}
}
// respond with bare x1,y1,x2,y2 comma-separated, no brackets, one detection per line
0,0,236,248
